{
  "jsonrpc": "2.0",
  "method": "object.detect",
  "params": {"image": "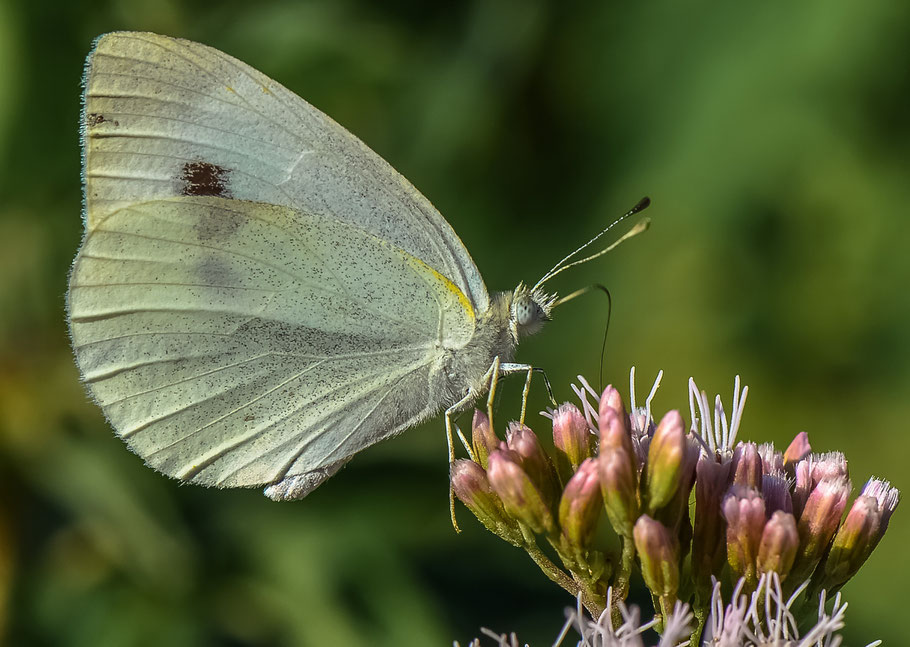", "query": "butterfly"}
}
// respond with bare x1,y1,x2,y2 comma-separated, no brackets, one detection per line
68,32,648,502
